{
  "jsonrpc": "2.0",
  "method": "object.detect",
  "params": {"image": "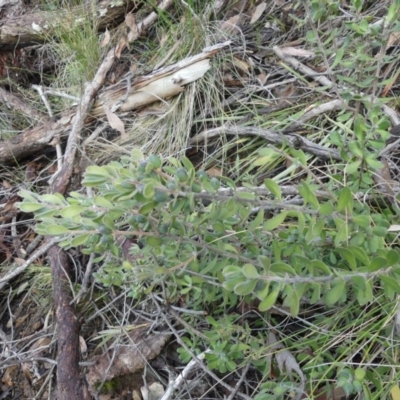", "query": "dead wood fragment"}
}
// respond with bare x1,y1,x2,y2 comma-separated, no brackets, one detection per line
0,0,139,51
